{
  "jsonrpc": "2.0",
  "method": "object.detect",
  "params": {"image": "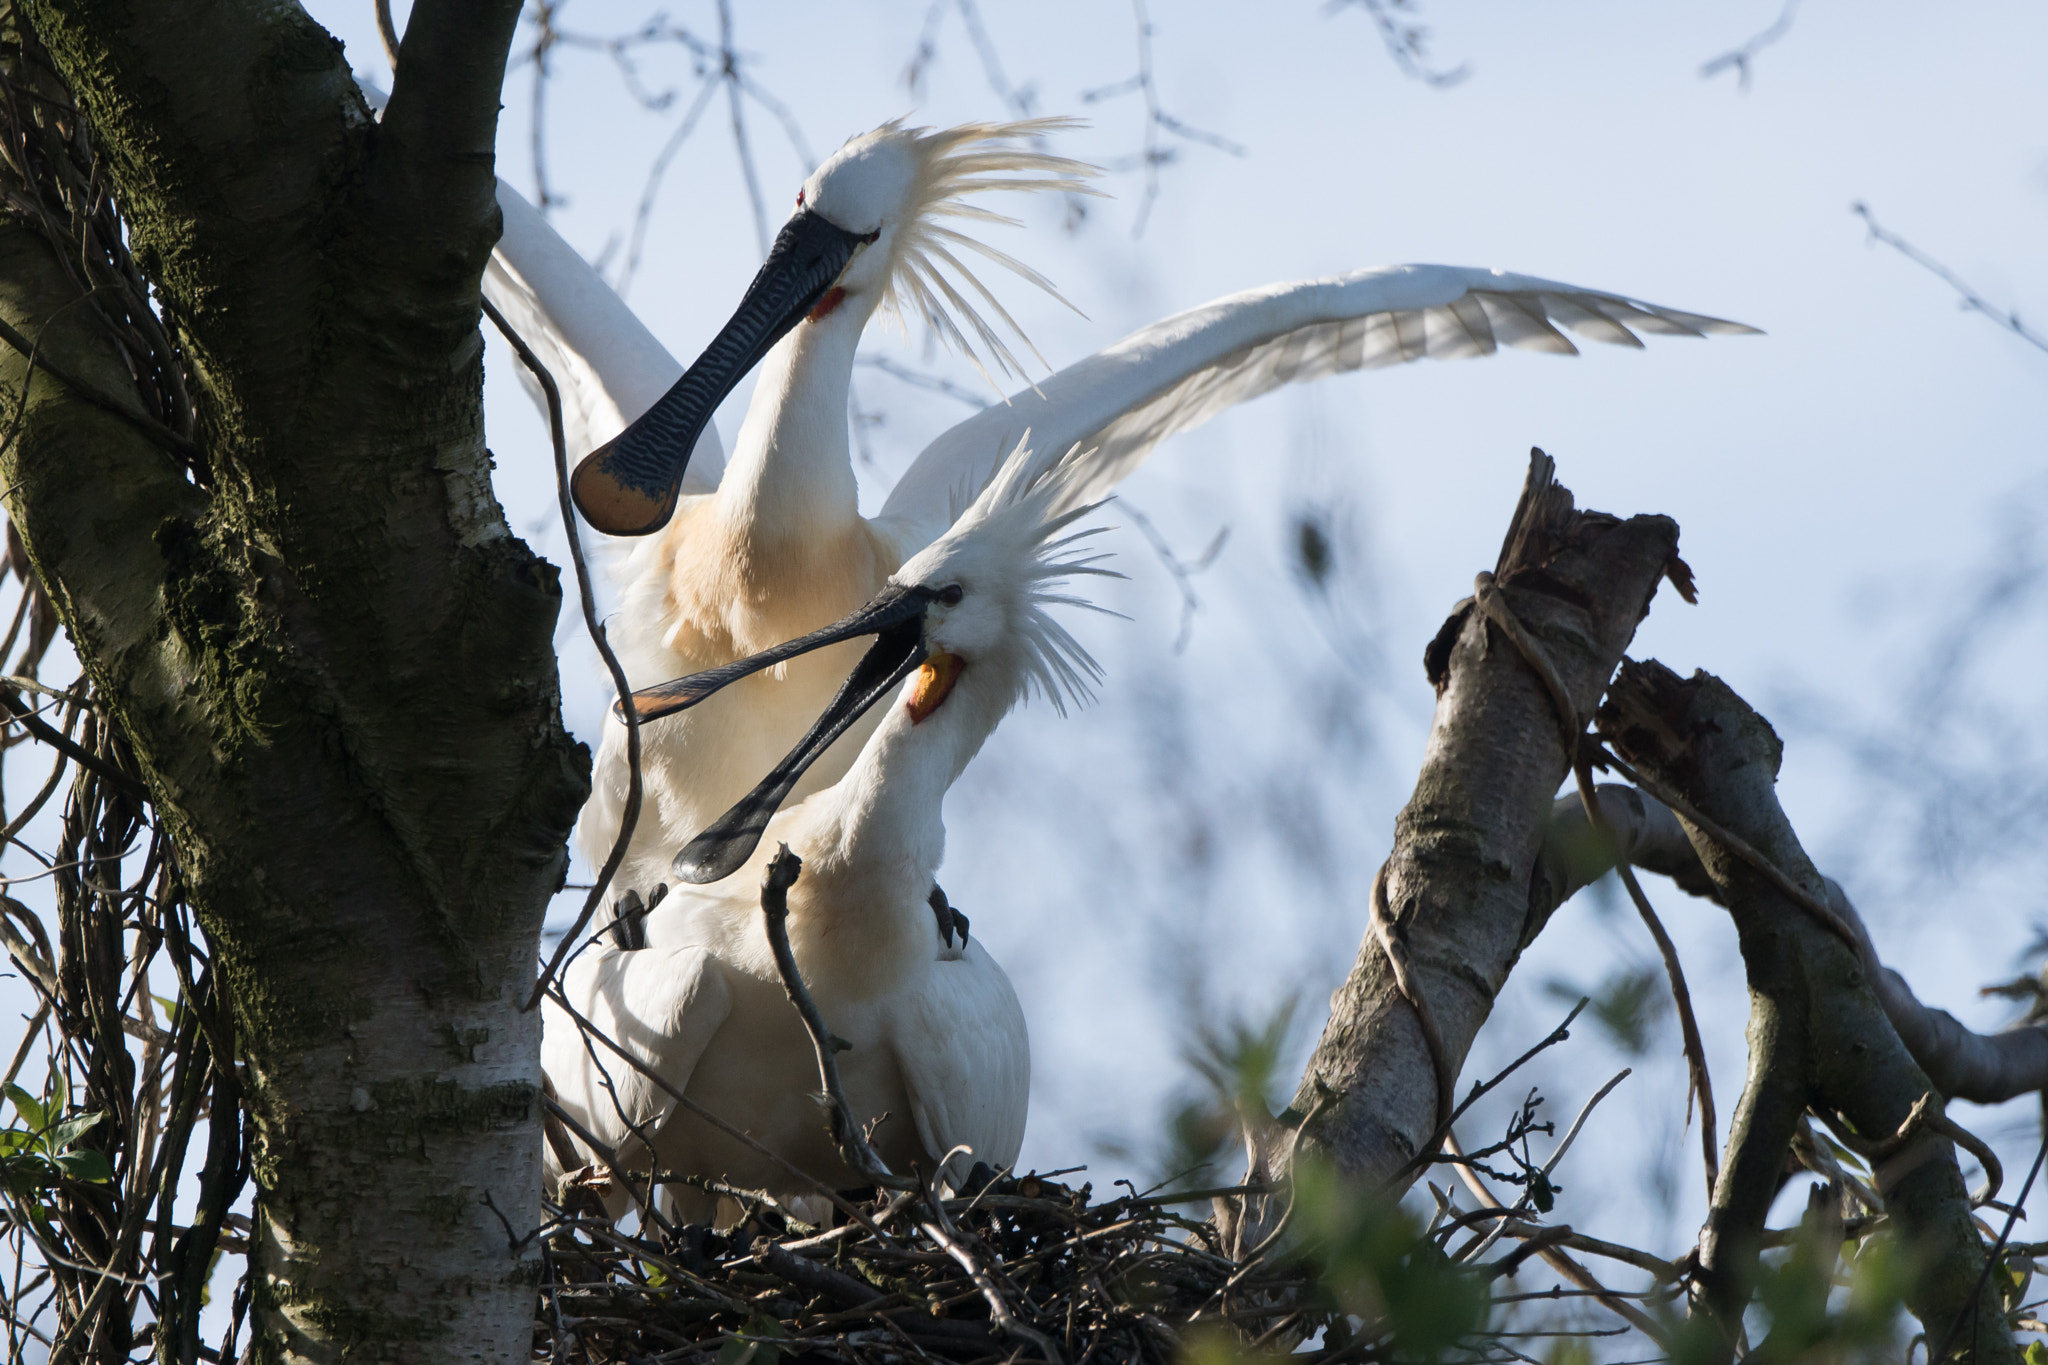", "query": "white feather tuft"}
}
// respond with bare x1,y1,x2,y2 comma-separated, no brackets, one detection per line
851,118,1103,383
897,437,1122,717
